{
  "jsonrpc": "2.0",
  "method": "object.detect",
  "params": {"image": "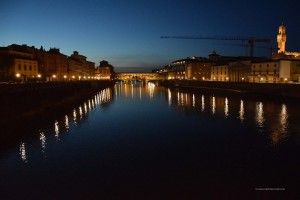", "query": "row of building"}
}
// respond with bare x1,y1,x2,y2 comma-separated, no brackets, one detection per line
0,44,114,82
155,24,300,83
